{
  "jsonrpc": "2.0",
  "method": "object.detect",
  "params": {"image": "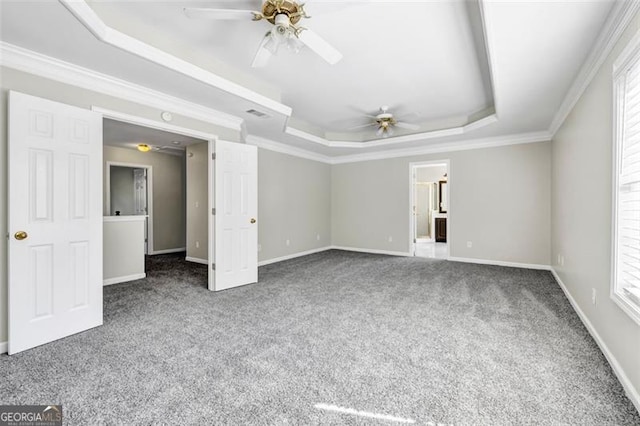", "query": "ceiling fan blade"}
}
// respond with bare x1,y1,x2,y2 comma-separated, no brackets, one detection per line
184,8,256,20
251,33,273,68
395,122,420,131
297,29,343,65
348,122,376,130
376,126,384,137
